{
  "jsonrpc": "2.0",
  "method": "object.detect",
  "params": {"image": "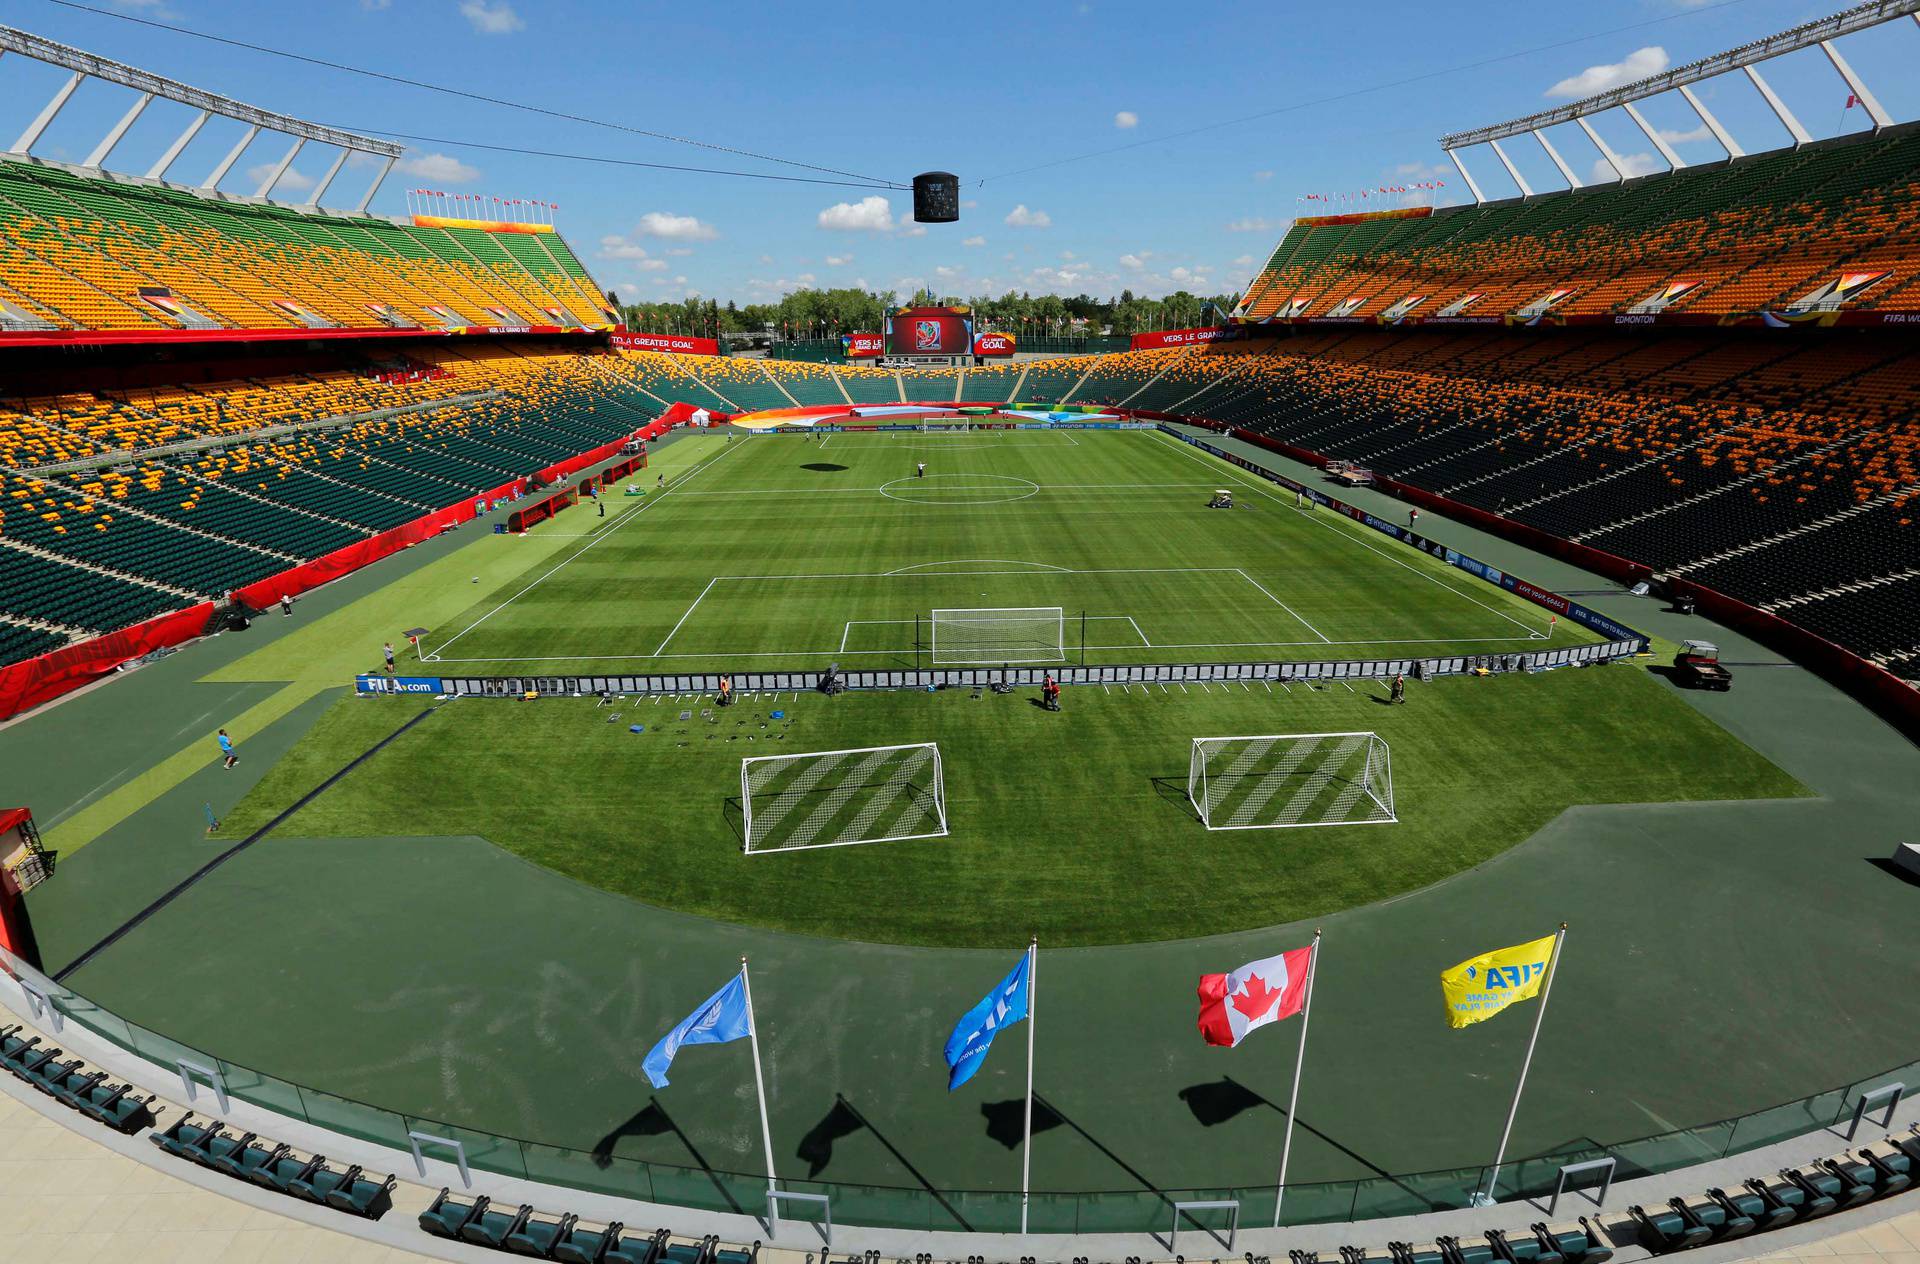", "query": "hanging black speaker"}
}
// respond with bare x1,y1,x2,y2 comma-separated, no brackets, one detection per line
912,172,960,223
